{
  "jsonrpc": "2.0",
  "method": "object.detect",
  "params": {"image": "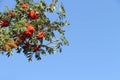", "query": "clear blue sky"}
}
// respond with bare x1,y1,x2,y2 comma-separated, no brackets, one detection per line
0,0,120,80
